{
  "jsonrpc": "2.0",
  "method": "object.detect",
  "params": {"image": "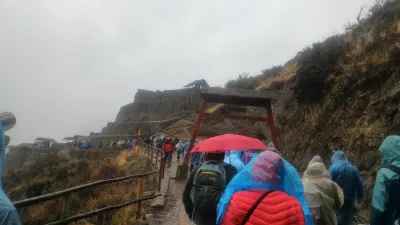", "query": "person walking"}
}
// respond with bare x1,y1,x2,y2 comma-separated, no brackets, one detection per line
370,136,400,225
0,123,22,225
162,136,174,167
183,152,237,225
303,160,344,225
217,151,312,225
329,149,364,225
175,141,184,162
223,151,245,172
